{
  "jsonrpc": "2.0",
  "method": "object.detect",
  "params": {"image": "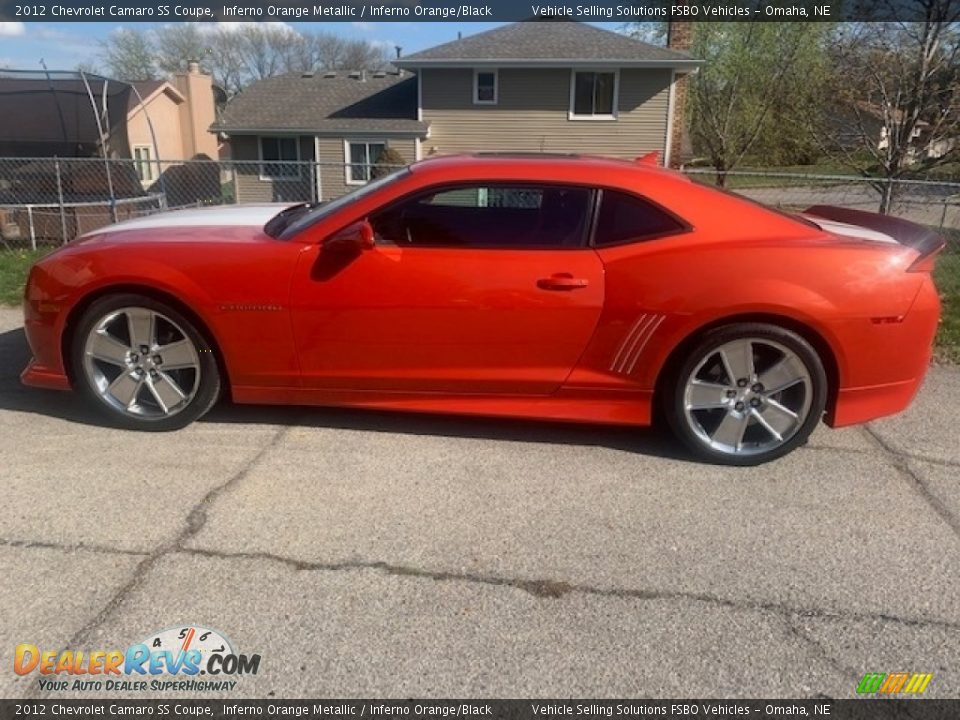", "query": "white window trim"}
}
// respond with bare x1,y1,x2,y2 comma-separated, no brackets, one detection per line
473,68,498,105
344,139,389,186
258,135,302,181
416,73,423,121
568,69,620,121
132,144,156,183
313,136,323,201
